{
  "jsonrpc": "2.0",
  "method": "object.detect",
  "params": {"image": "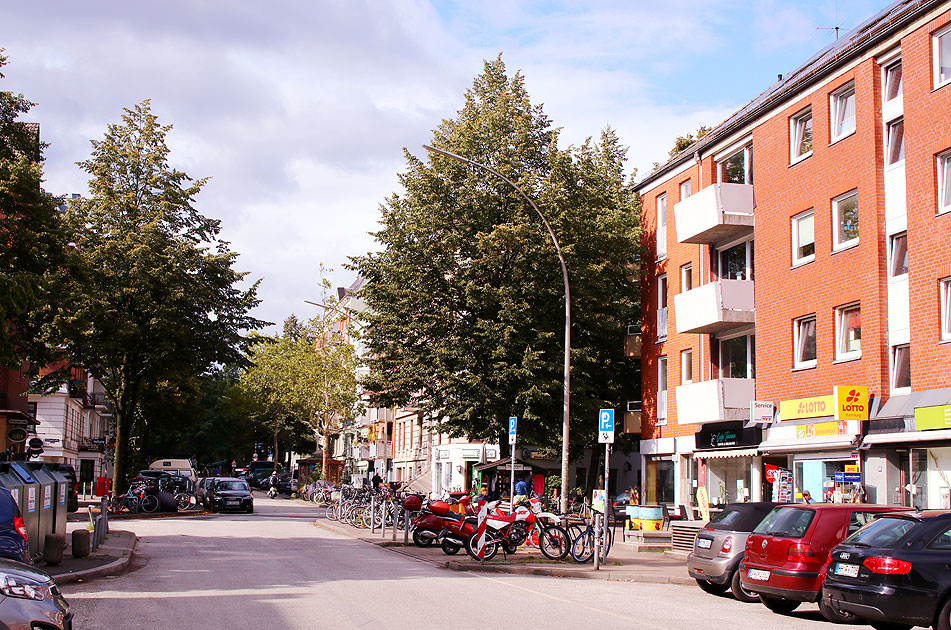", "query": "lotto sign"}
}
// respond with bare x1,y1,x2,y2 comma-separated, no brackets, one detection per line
508,416,517,445
833,386,869,421
598,409,615,443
